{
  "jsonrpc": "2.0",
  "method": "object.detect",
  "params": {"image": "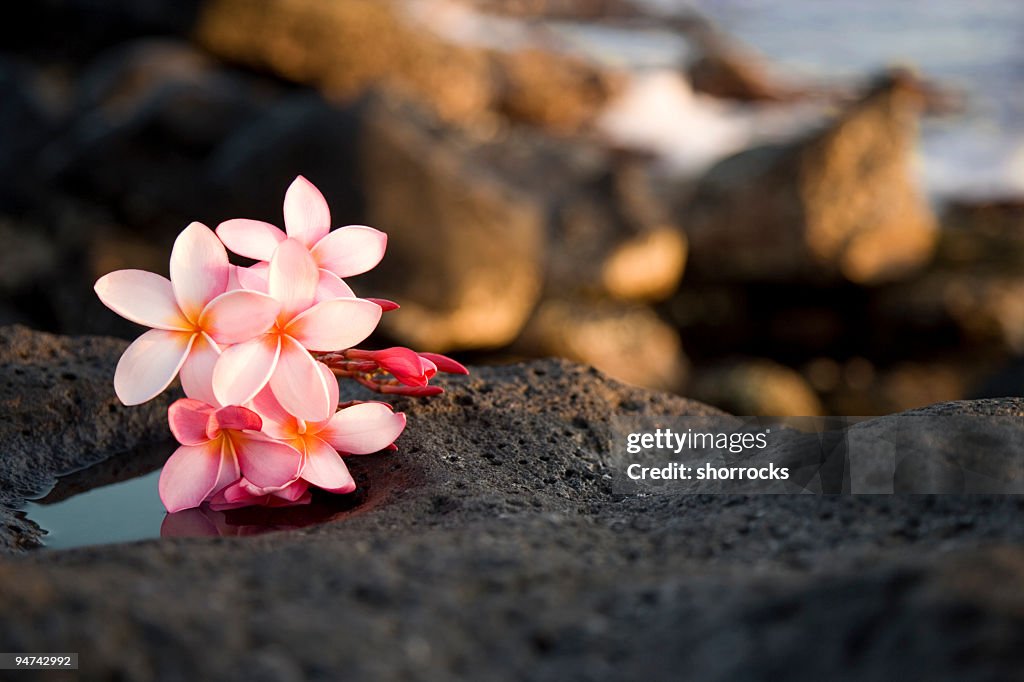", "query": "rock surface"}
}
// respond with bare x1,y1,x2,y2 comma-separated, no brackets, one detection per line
0,326,173,552
0,330,1022,680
